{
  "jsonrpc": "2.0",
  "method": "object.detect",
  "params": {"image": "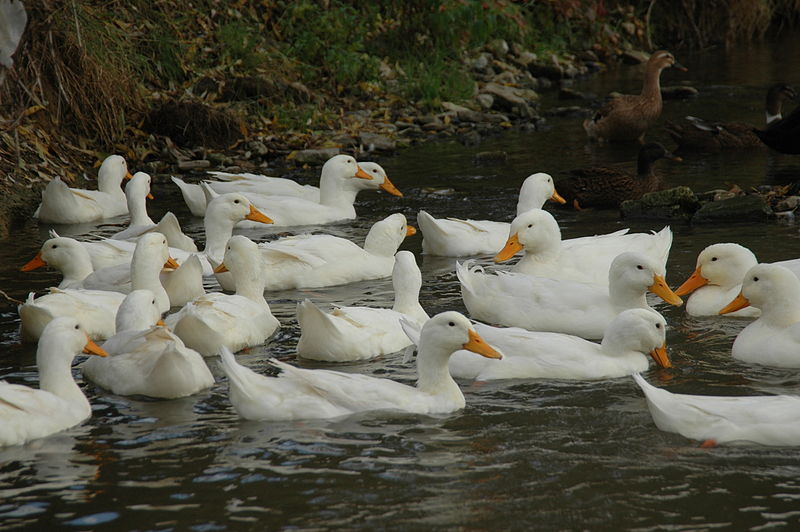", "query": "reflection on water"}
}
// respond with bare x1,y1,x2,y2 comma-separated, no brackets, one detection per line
4,37,800,529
